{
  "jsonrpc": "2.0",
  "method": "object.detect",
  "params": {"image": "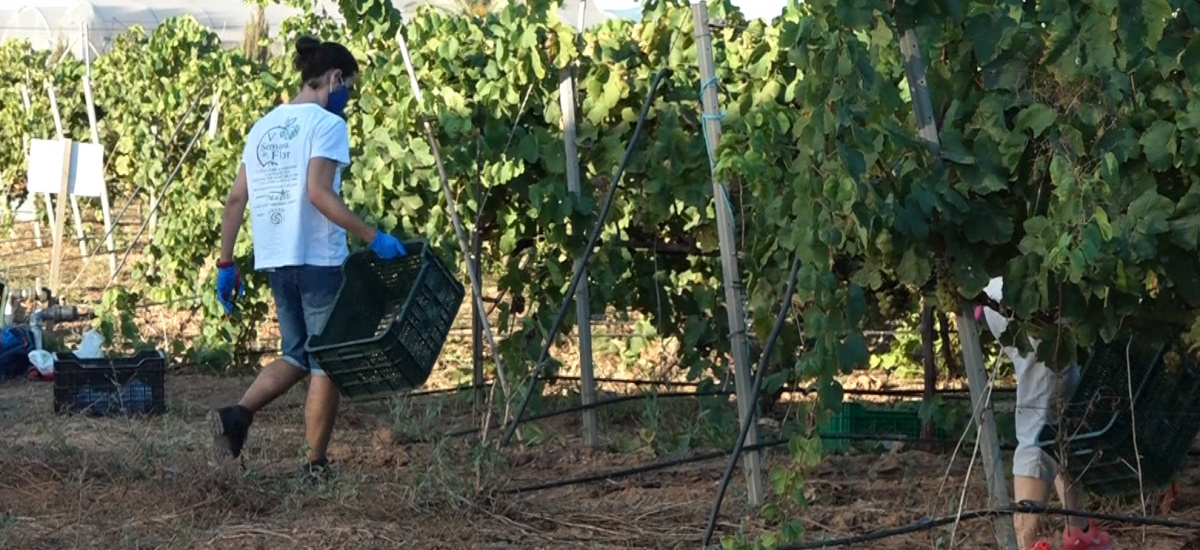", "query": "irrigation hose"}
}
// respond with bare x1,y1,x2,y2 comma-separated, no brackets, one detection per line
348,373,1010,399
494,431,1017,497
428,389,733,442
541,375,1015,397
499,437,789,495
701,254,800,548
500,67,673,447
